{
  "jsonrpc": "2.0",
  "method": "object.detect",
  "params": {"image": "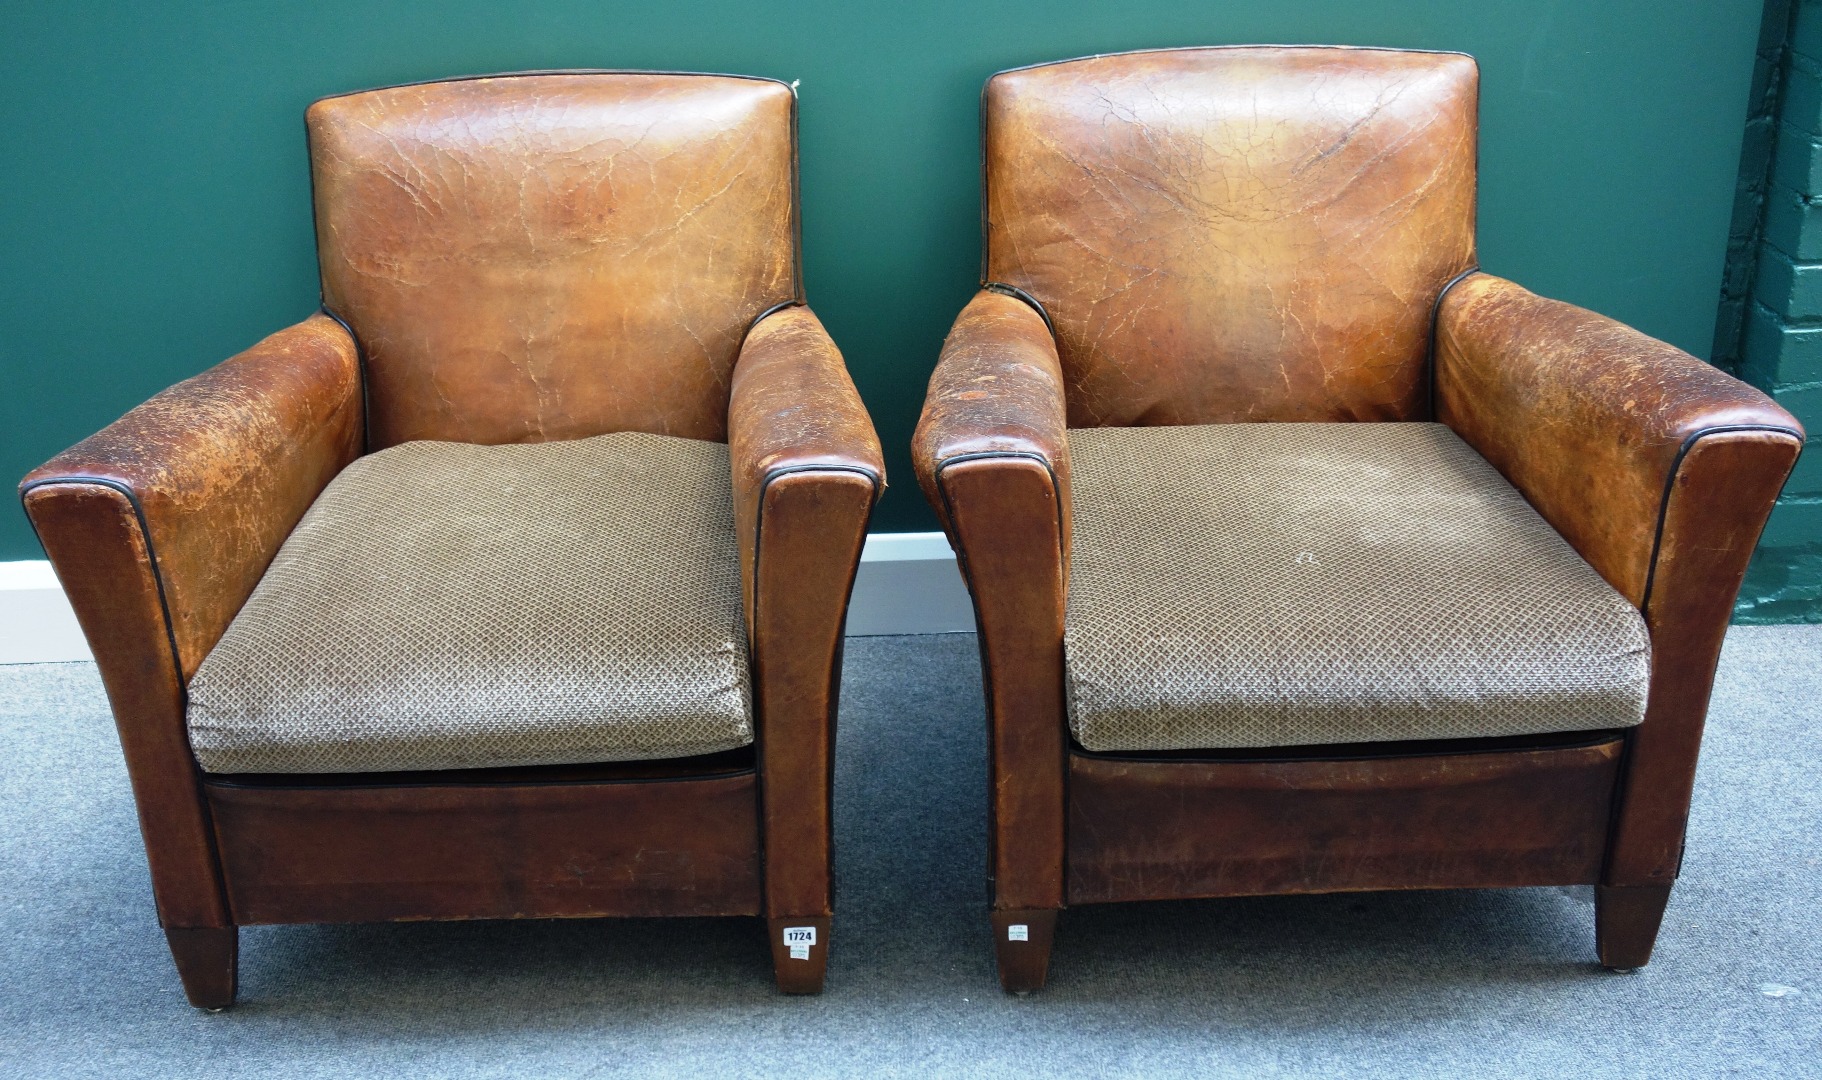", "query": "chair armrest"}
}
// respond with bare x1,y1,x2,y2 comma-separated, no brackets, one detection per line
911,289,1071,537
911,288,1071,913
1434,272,1804,885
18,312,362,928
1435,272,1802,608
727,303,882,920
